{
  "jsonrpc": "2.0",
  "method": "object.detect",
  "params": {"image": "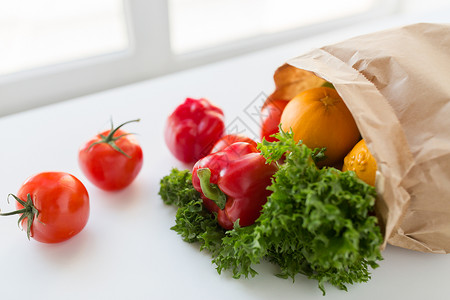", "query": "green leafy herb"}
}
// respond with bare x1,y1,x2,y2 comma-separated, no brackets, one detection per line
159,130,383,295
159,169,225,254
159,168,201,207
